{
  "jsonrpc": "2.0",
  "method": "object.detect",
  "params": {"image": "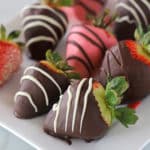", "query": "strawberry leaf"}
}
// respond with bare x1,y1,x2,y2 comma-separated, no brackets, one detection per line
41,0,73,6
46,50,80,79
105,89,121,106
105,76,129,107
106,76,129,97
65,72,81,80
0,24,6,40
8,30,21,41
115,107,138,128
